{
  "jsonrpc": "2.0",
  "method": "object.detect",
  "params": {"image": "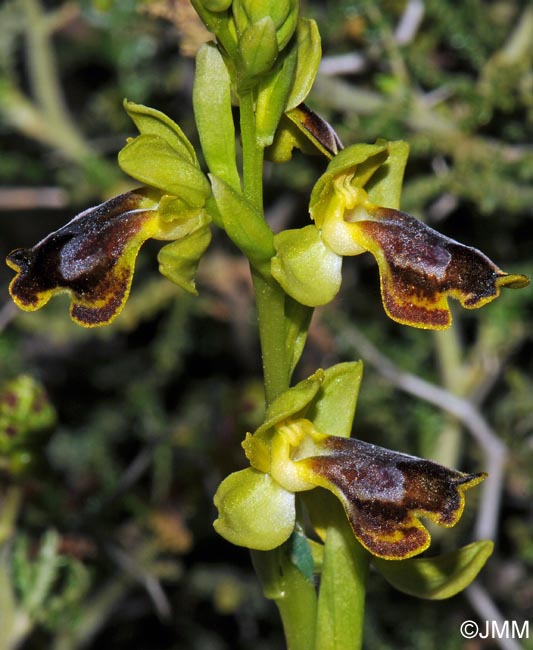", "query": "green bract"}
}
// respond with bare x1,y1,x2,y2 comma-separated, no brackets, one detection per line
209,175,275,271
285,19,321,111
193,44,241,191
254,17,321,148
255,38,298,146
